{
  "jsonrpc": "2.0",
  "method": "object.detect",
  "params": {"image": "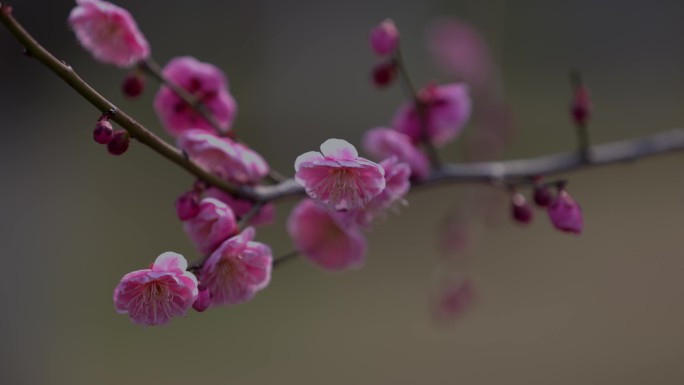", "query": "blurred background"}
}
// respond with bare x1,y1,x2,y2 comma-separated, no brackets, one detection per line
2,0,684,384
